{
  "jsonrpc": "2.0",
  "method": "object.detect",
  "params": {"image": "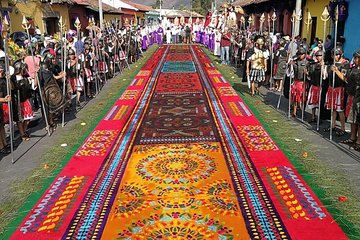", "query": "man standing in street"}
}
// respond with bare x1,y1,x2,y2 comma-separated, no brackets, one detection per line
220,27,231,65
